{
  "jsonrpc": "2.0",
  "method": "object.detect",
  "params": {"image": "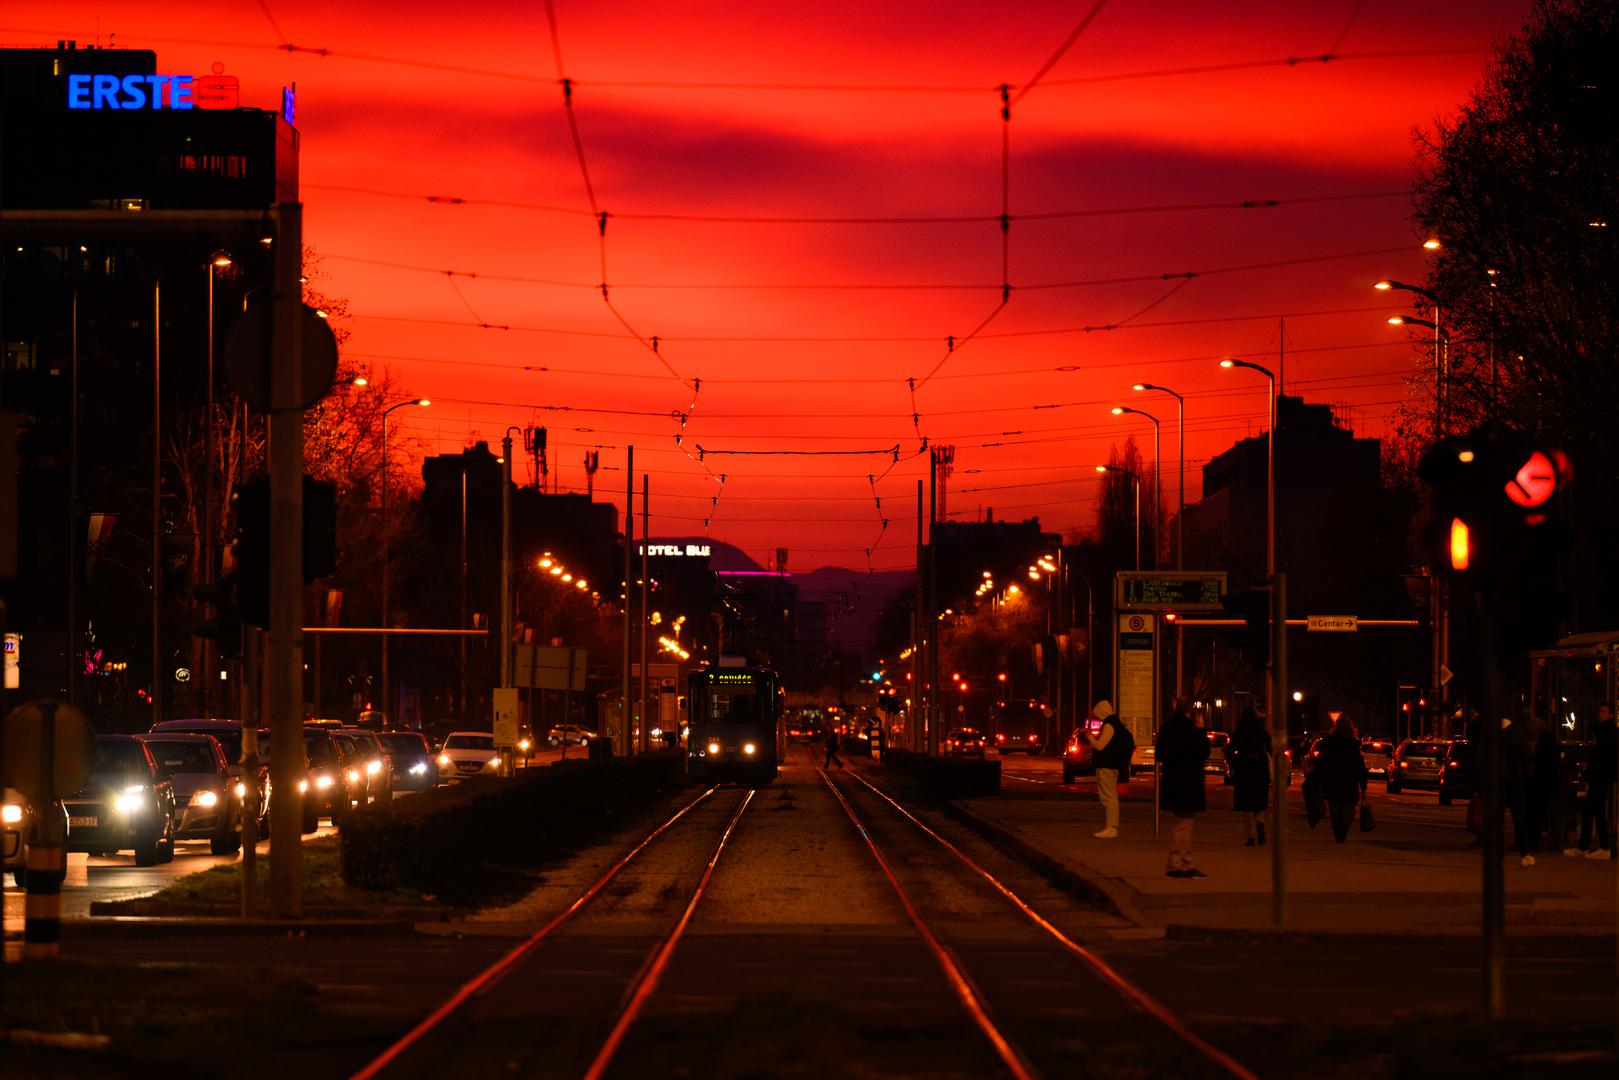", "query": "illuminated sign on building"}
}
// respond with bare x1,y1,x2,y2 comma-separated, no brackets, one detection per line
639,543,711,558
66,64,240,111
